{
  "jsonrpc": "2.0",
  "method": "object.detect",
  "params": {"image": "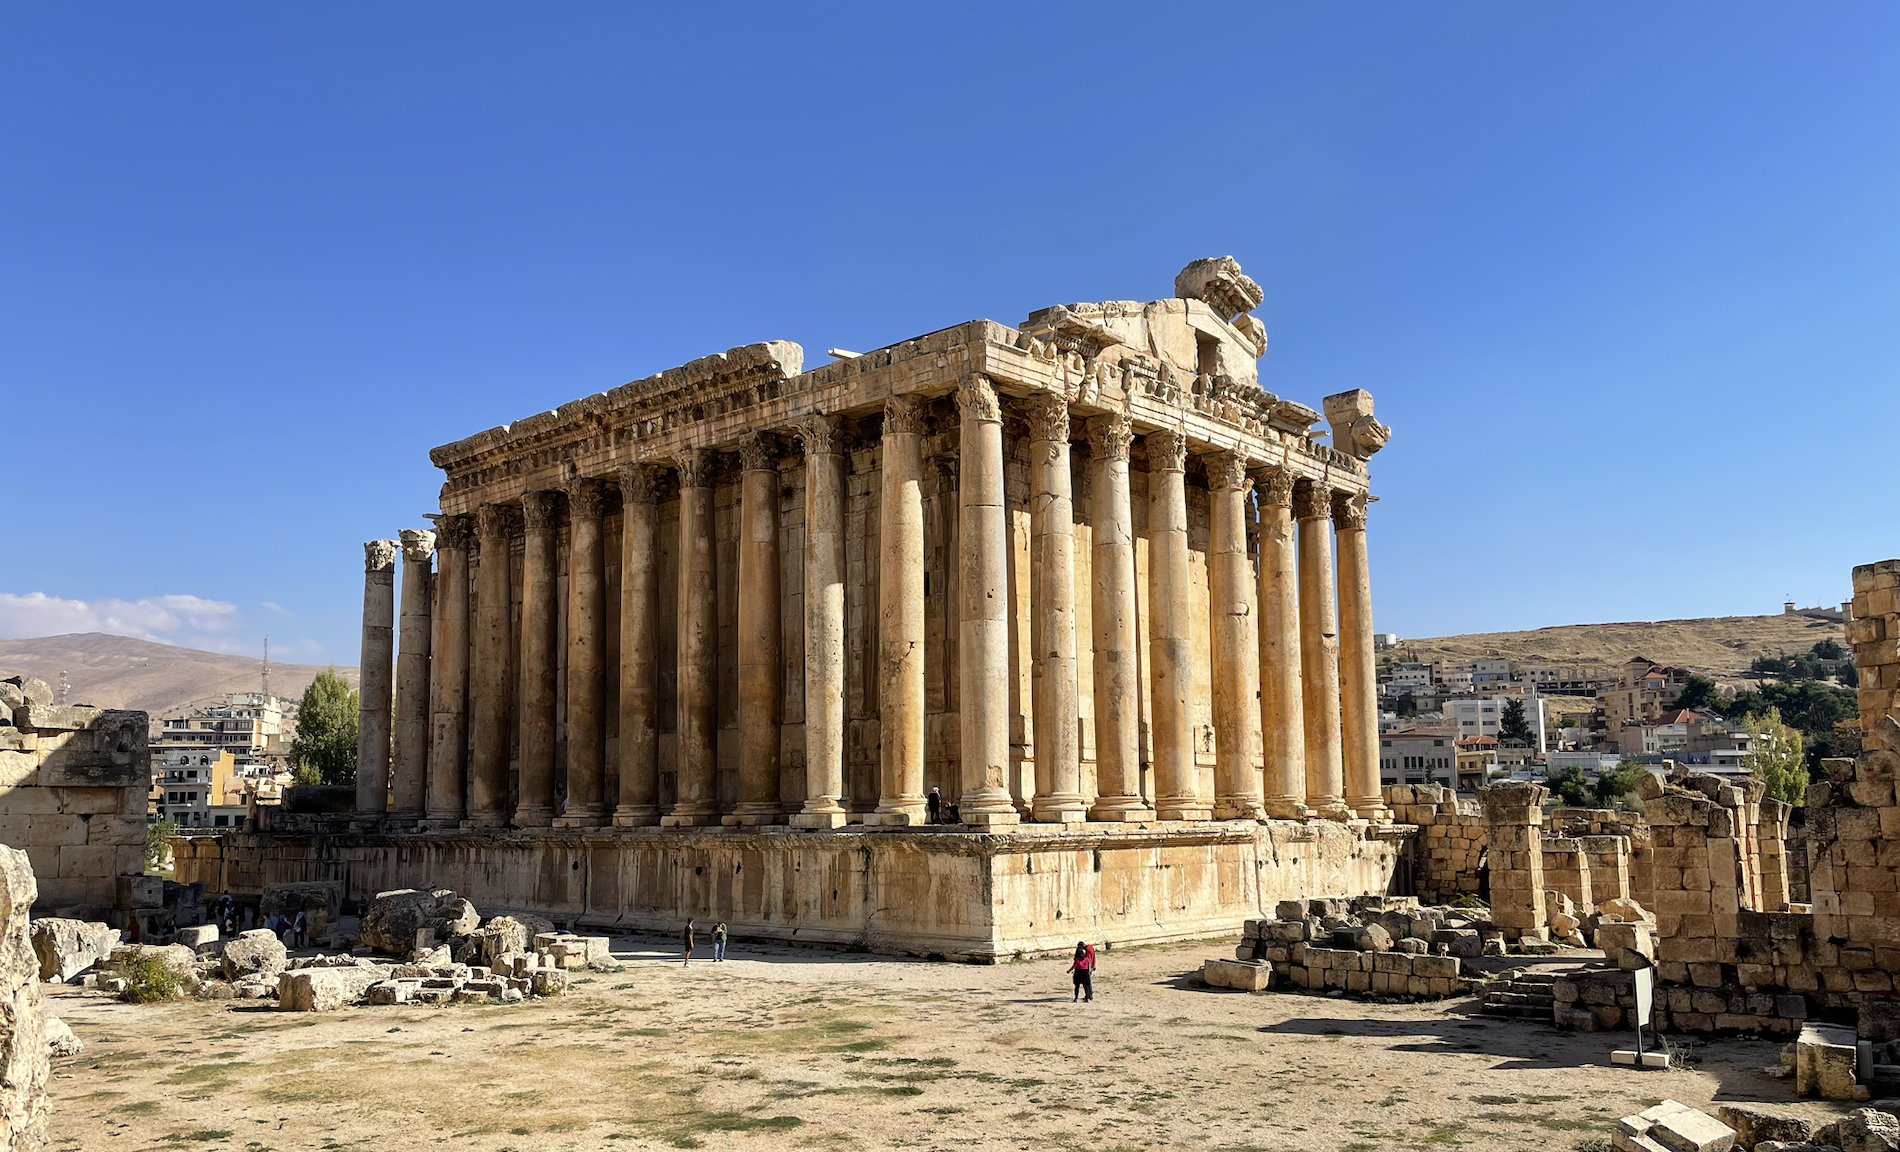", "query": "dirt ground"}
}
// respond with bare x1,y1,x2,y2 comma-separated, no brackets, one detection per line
45,936,1849,1152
